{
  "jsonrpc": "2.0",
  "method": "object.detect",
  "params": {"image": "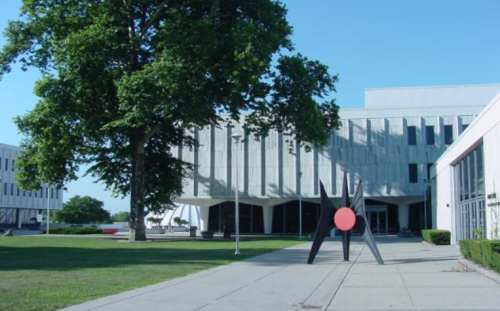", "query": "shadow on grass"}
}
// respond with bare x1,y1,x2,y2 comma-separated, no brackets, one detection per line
0,237,307,272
